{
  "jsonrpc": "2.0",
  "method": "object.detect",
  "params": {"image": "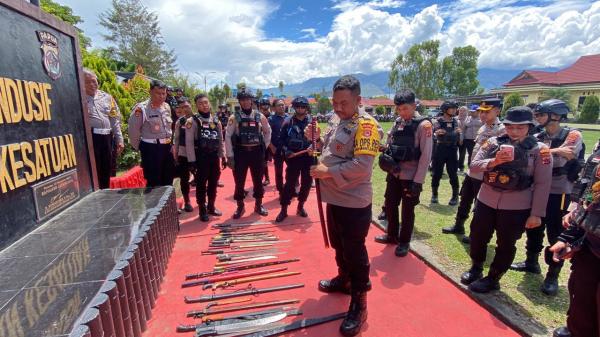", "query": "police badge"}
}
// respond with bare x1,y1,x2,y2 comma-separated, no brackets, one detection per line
37,31,61,80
